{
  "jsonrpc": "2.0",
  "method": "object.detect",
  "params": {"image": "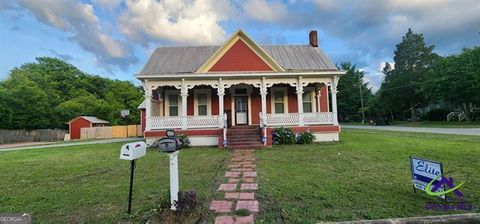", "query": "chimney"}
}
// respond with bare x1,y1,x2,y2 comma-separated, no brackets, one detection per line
309,30,318,47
